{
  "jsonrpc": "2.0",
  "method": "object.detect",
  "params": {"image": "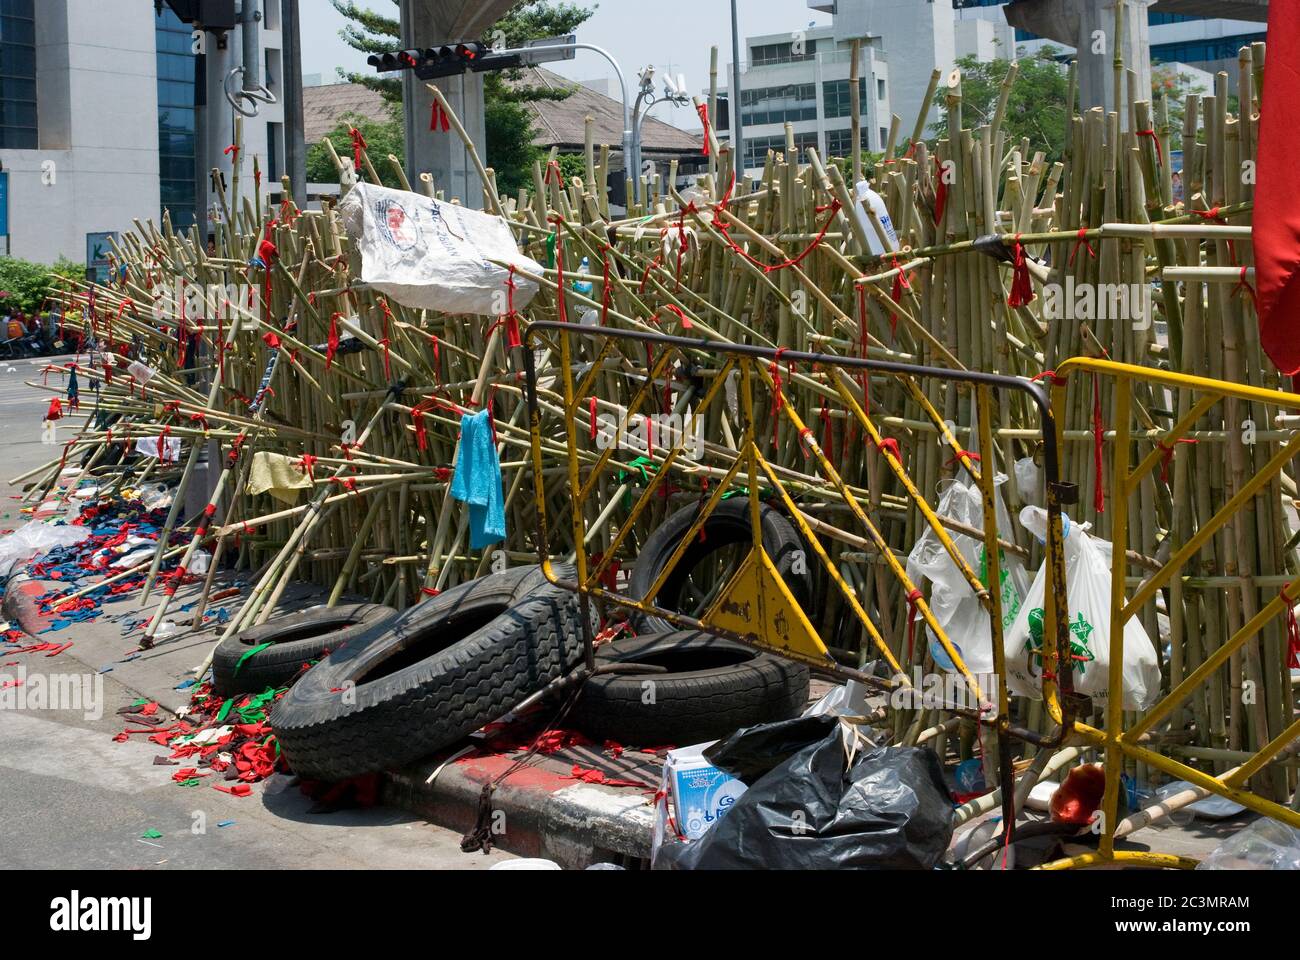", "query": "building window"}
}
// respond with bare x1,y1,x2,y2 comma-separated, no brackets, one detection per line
743,131,818,171
826,126,872,160
877,78,886,101
741,83,817,126
1151,33,1267,65
156,6,197,232
822,78,868,120
0,0,37,149
750,40,817,67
